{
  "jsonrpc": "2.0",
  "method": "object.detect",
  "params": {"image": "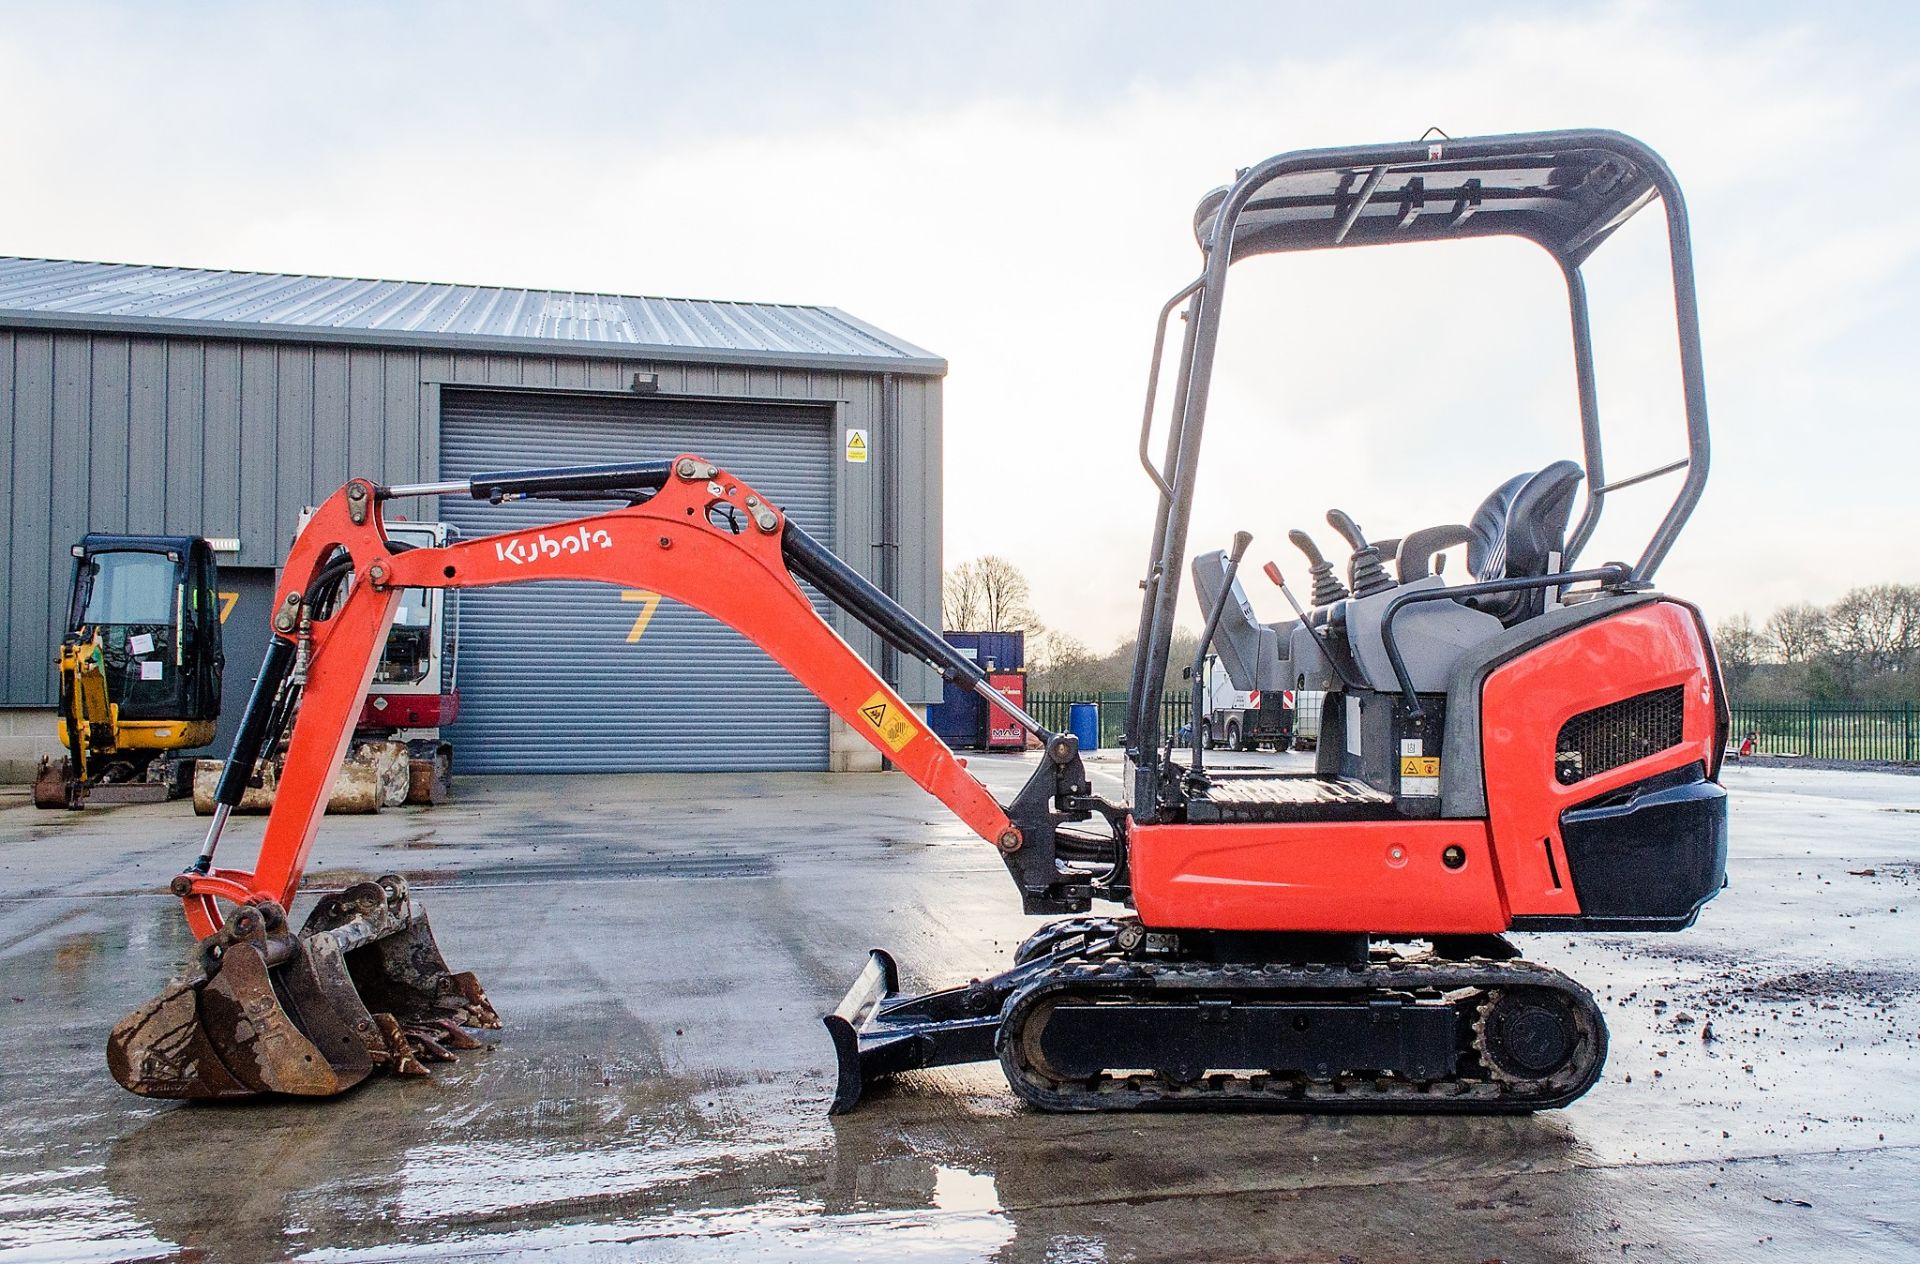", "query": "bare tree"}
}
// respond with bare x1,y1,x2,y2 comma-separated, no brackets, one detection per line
942,564,985,630
1762,602,1828,664
1713,614,1759,691
1031,630,1099,693
1826,583,1920,677
943,555,1042,632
